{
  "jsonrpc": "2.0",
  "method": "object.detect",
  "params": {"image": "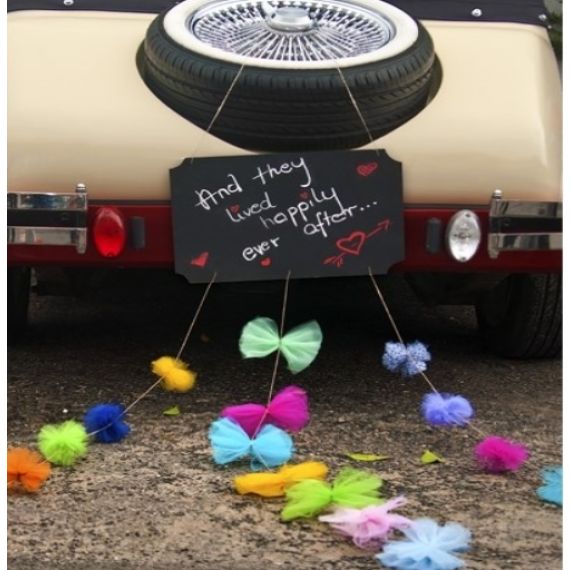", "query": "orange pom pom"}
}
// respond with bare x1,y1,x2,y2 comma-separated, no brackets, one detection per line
8,448,51,493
